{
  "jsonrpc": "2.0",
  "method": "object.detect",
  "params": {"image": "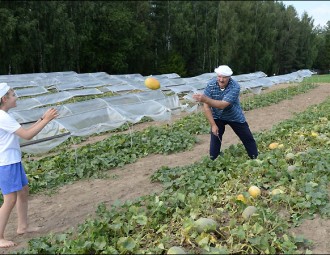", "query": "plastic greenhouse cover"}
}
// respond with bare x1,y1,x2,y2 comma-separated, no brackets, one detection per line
53,81,82,91
247,86,263,95
104,84,137,92
75,73,98,79
114,76,145,84
130,83,150,91
251,77,276,87
159,78,186,87
168,84,200,93
232,71,267,82
20,120,70,154
99,81,150,93
109,101,171,123
156,94,181,110
62,98,109,115
66,88,103,97
149,73,181,79
10,107,51,124
114,73,145,79
56,107,127,136
134,90,165,101
32,77,60,88
267,73,300,84
239,81,258,90
297,69,314,76
188,82,207,90
118,79,146,86
101,94,142,105
18,104,174,153
51,75,79,82
15,97,42,111
15,86,49,97
20,134,69,154
98,86,115,93
98,76,127,86
4,80,37,89
181,77,201,83
194,72,216,80
44,71,78,77
89,72,113,80
56,99,172,135
0,73,45,81
153,78,176,87
13,89,104,111
30,91,74,107
0,69,315,154
4,69,303,98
